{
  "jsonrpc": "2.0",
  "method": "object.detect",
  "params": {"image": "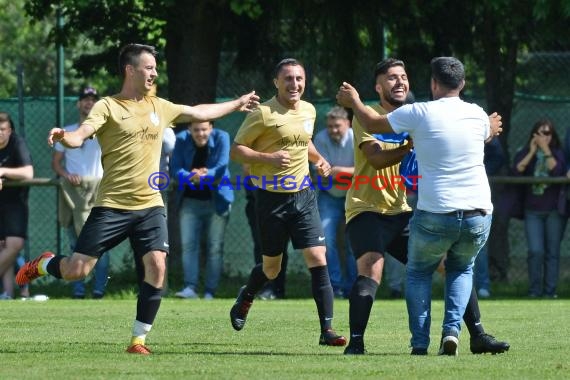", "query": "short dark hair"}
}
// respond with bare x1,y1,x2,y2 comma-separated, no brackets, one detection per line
118,43,157,77
430,57,465,89
0,112,14,130
274,58,304,78
374,58,405,79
